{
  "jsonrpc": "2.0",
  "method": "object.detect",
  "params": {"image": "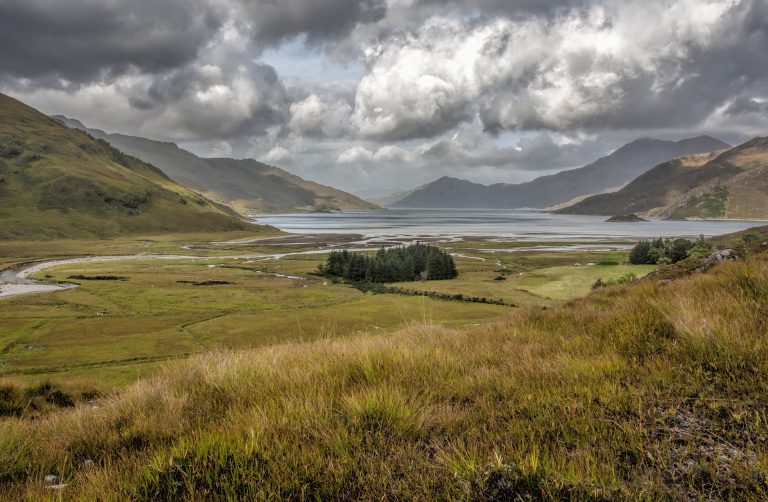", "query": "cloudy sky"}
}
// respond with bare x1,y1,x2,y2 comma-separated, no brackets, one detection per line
1,0,766,197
